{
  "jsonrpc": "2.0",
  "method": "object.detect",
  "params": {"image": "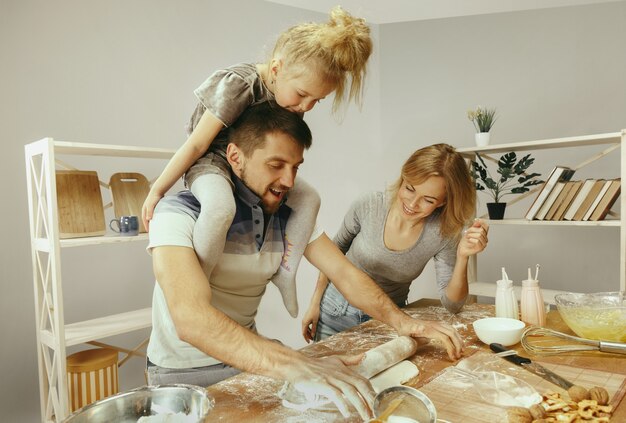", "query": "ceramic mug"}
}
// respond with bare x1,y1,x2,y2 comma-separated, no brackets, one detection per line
110,215,139,236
